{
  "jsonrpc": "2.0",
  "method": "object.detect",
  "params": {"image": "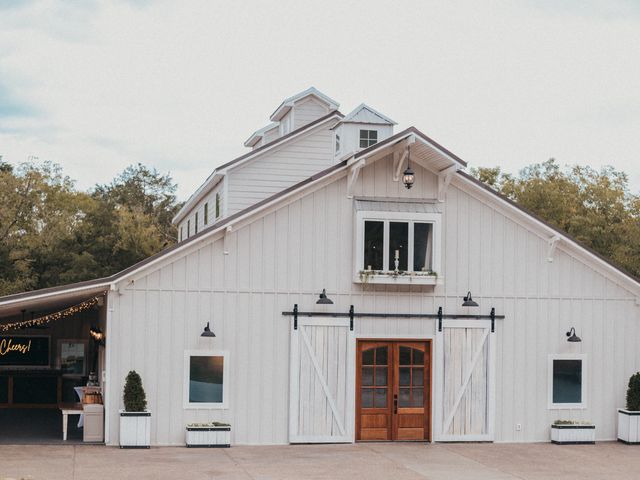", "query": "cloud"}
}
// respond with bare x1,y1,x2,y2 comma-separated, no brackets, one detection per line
0,0,638,198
